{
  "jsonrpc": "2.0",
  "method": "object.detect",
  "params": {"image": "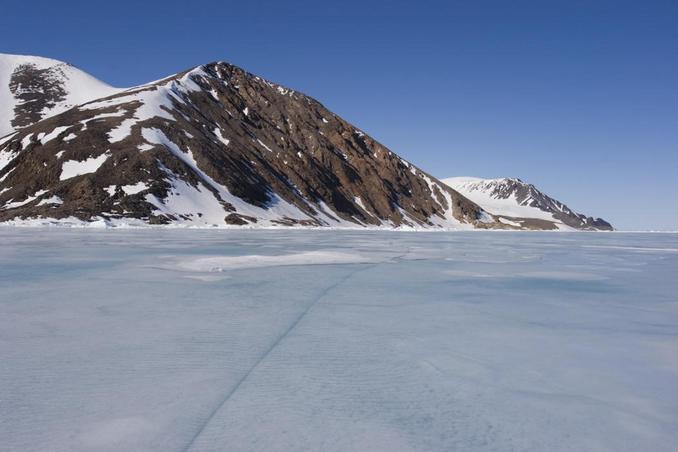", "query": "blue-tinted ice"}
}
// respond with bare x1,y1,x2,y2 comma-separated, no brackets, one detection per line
1,229,677,451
